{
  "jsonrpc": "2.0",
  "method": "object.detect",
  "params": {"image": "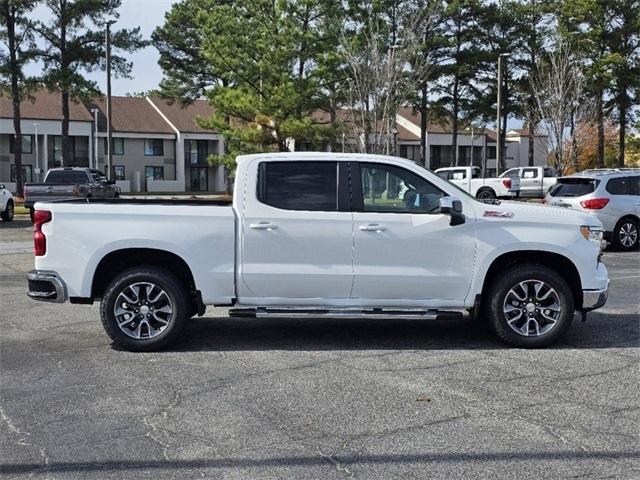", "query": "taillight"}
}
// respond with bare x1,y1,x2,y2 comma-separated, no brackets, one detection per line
33,210,52,256
580,198,609,210
502,178,512,189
